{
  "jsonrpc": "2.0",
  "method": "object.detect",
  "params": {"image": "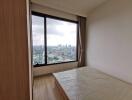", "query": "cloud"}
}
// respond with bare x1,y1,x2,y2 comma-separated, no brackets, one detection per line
32,25,44,35
32,16,77,46
47,18,77,36
32,15,44,26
